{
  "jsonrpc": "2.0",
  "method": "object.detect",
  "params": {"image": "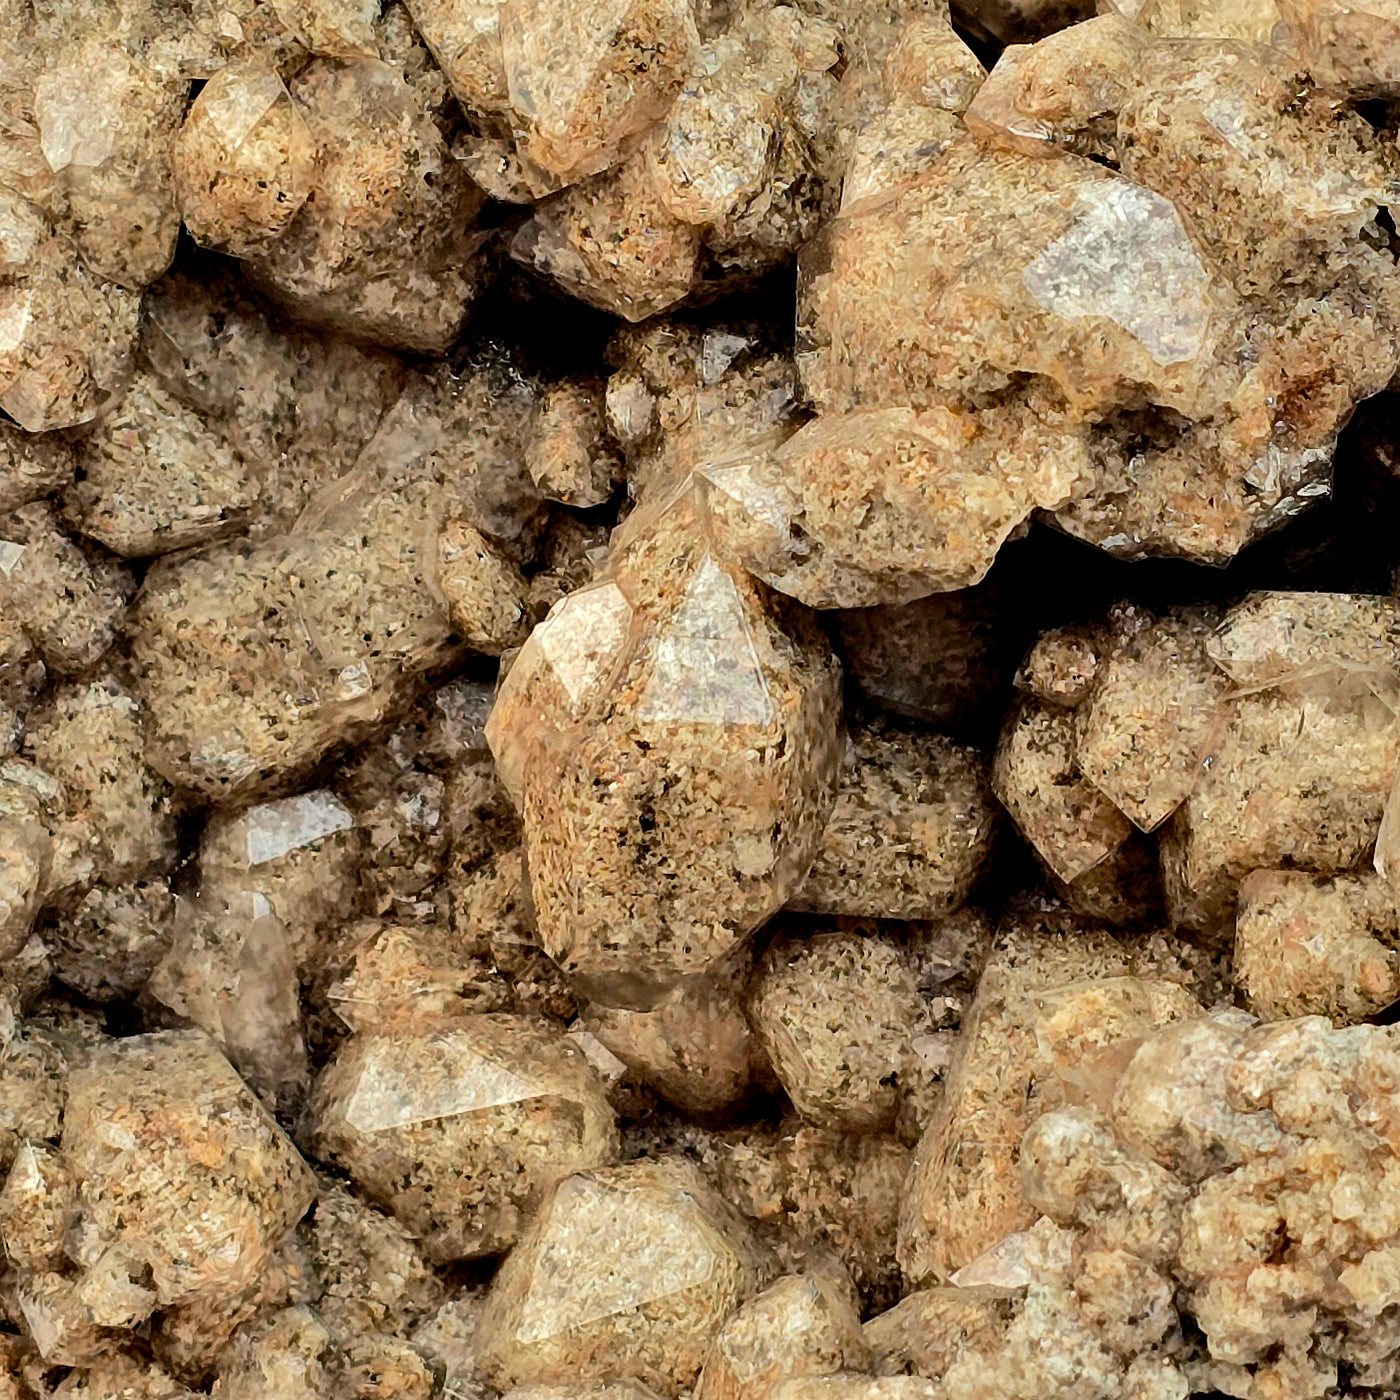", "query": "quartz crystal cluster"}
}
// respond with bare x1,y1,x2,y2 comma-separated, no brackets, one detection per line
3,0,1400,1395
